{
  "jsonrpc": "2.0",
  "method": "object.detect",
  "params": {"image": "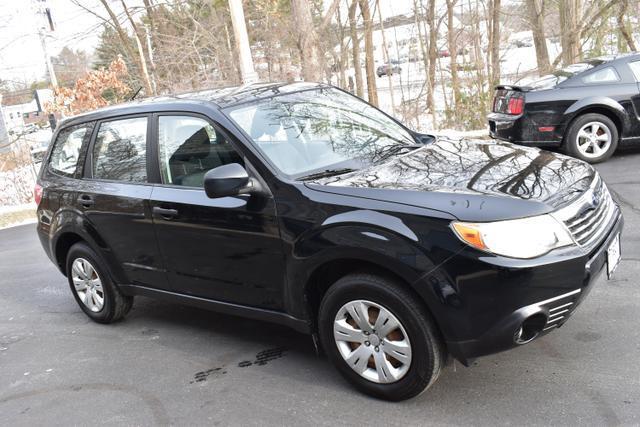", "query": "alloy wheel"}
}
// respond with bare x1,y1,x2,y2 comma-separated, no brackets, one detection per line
333,299,412,384
576,121,612,159
71,258,105,313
